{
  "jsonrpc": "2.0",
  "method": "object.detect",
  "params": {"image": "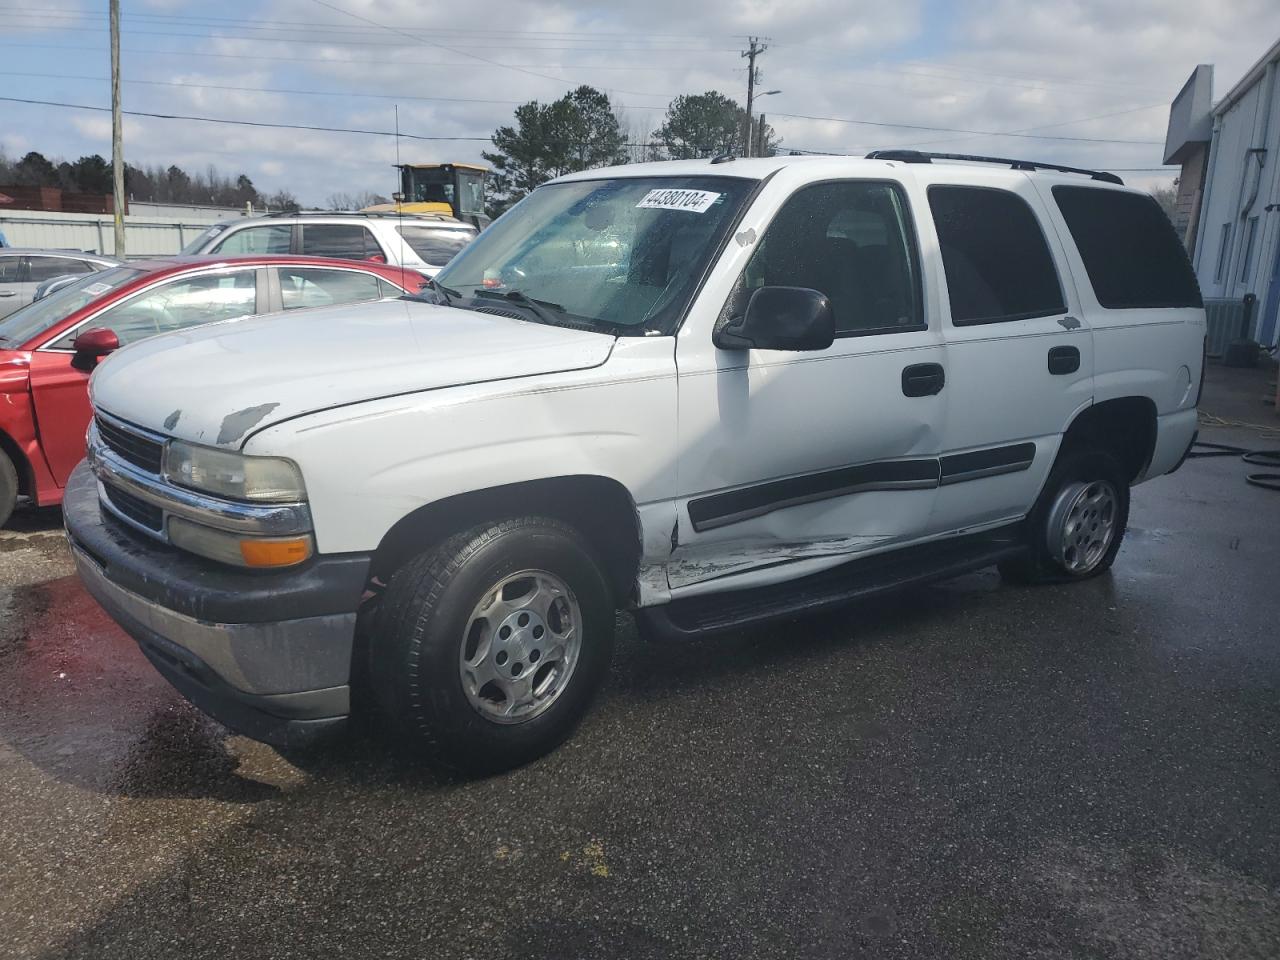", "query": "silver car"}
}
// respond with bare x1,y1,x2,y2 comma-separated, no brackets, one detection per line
179,211,478,277
0,249,120,318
